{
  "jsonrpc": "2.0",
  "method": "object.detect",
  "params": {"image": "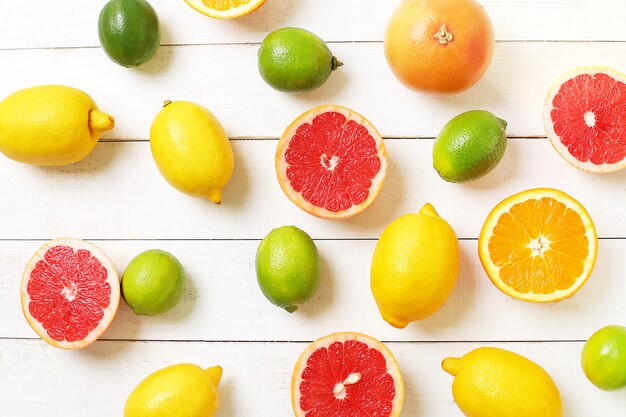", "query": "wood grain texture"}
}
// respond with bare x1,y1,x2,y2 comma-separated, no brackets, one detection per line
2,42,626,138
2,239,624,341
1,0,625,49
2,339,625,416
0,140,622,240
